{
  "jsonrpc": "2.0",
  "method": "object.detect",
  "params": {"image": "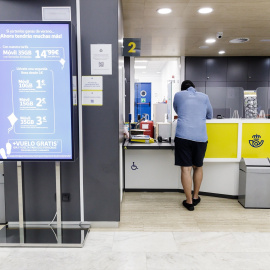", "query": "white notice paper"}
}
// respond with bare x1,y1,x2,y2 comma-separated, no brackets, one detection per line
90,44,112,75
82,76,103,106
